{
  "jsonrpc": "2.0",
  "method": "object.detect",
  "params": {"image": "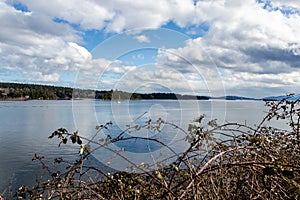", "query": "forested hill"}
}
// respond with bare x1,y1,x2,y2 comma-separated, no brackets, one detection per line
0,82,72,100
0,82,210,101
